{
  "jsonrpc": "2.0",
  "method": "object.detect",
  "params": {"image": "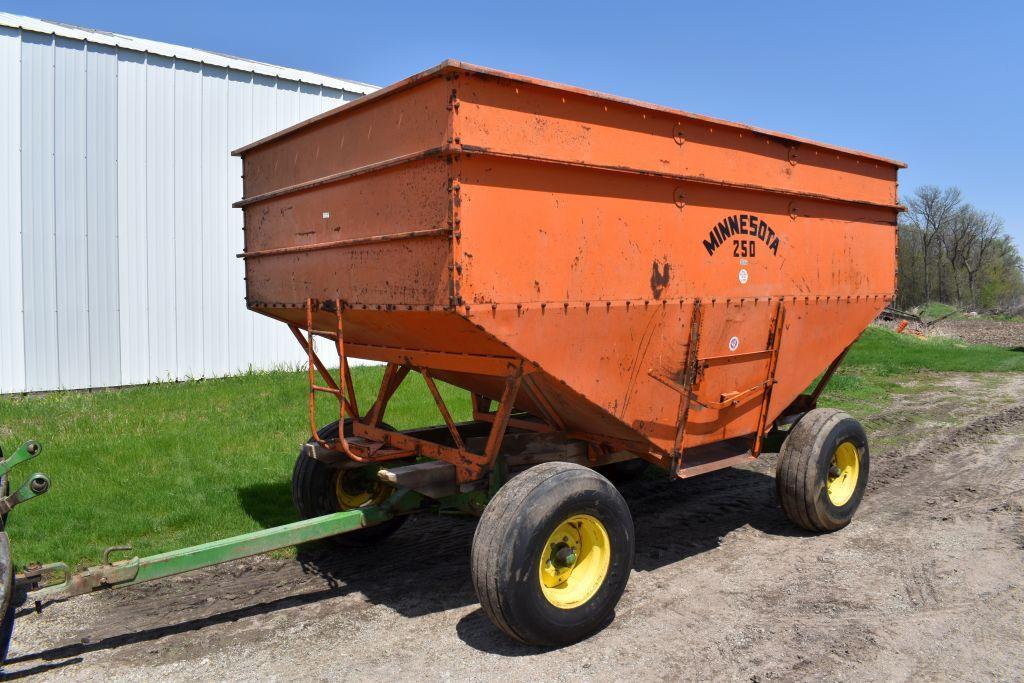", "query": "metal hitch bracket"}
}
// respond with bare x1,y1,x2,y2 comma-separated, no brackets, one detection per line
0,441,42,478
0,472,50,515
